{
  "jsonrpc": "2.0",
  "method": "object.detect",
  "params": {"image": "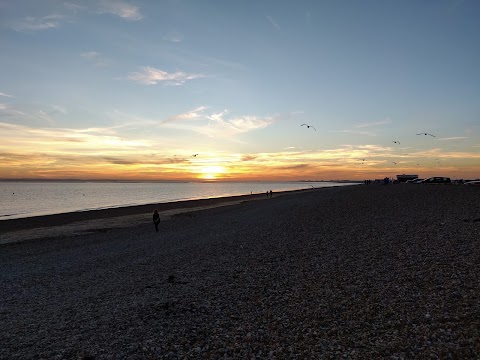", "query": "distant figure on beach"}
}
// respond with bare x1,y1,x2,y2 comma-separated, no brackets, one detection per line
153,209,160,232
269,190,273,198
